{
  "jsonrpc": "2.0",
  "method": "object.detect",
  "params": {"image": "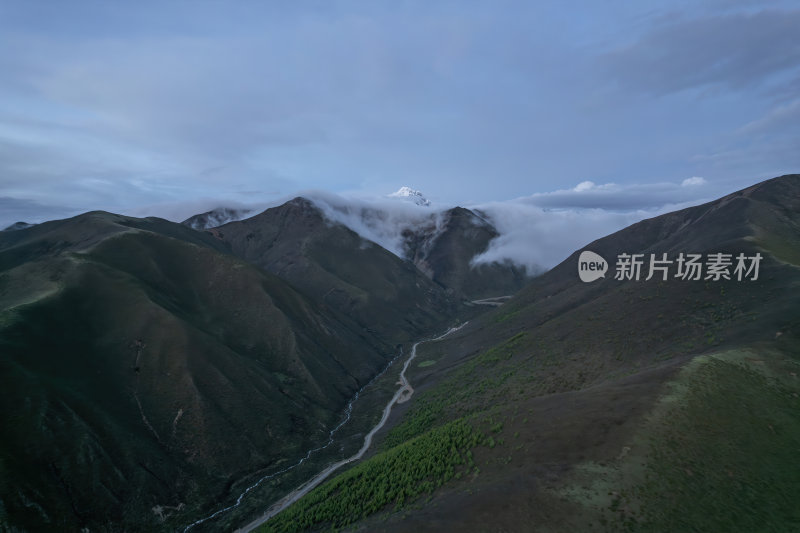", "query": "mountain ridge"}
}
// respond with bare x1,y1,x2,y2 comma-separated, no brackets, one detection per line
209,197,462,346
2,174,797,533
256,173,800,533
0,210,410,532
